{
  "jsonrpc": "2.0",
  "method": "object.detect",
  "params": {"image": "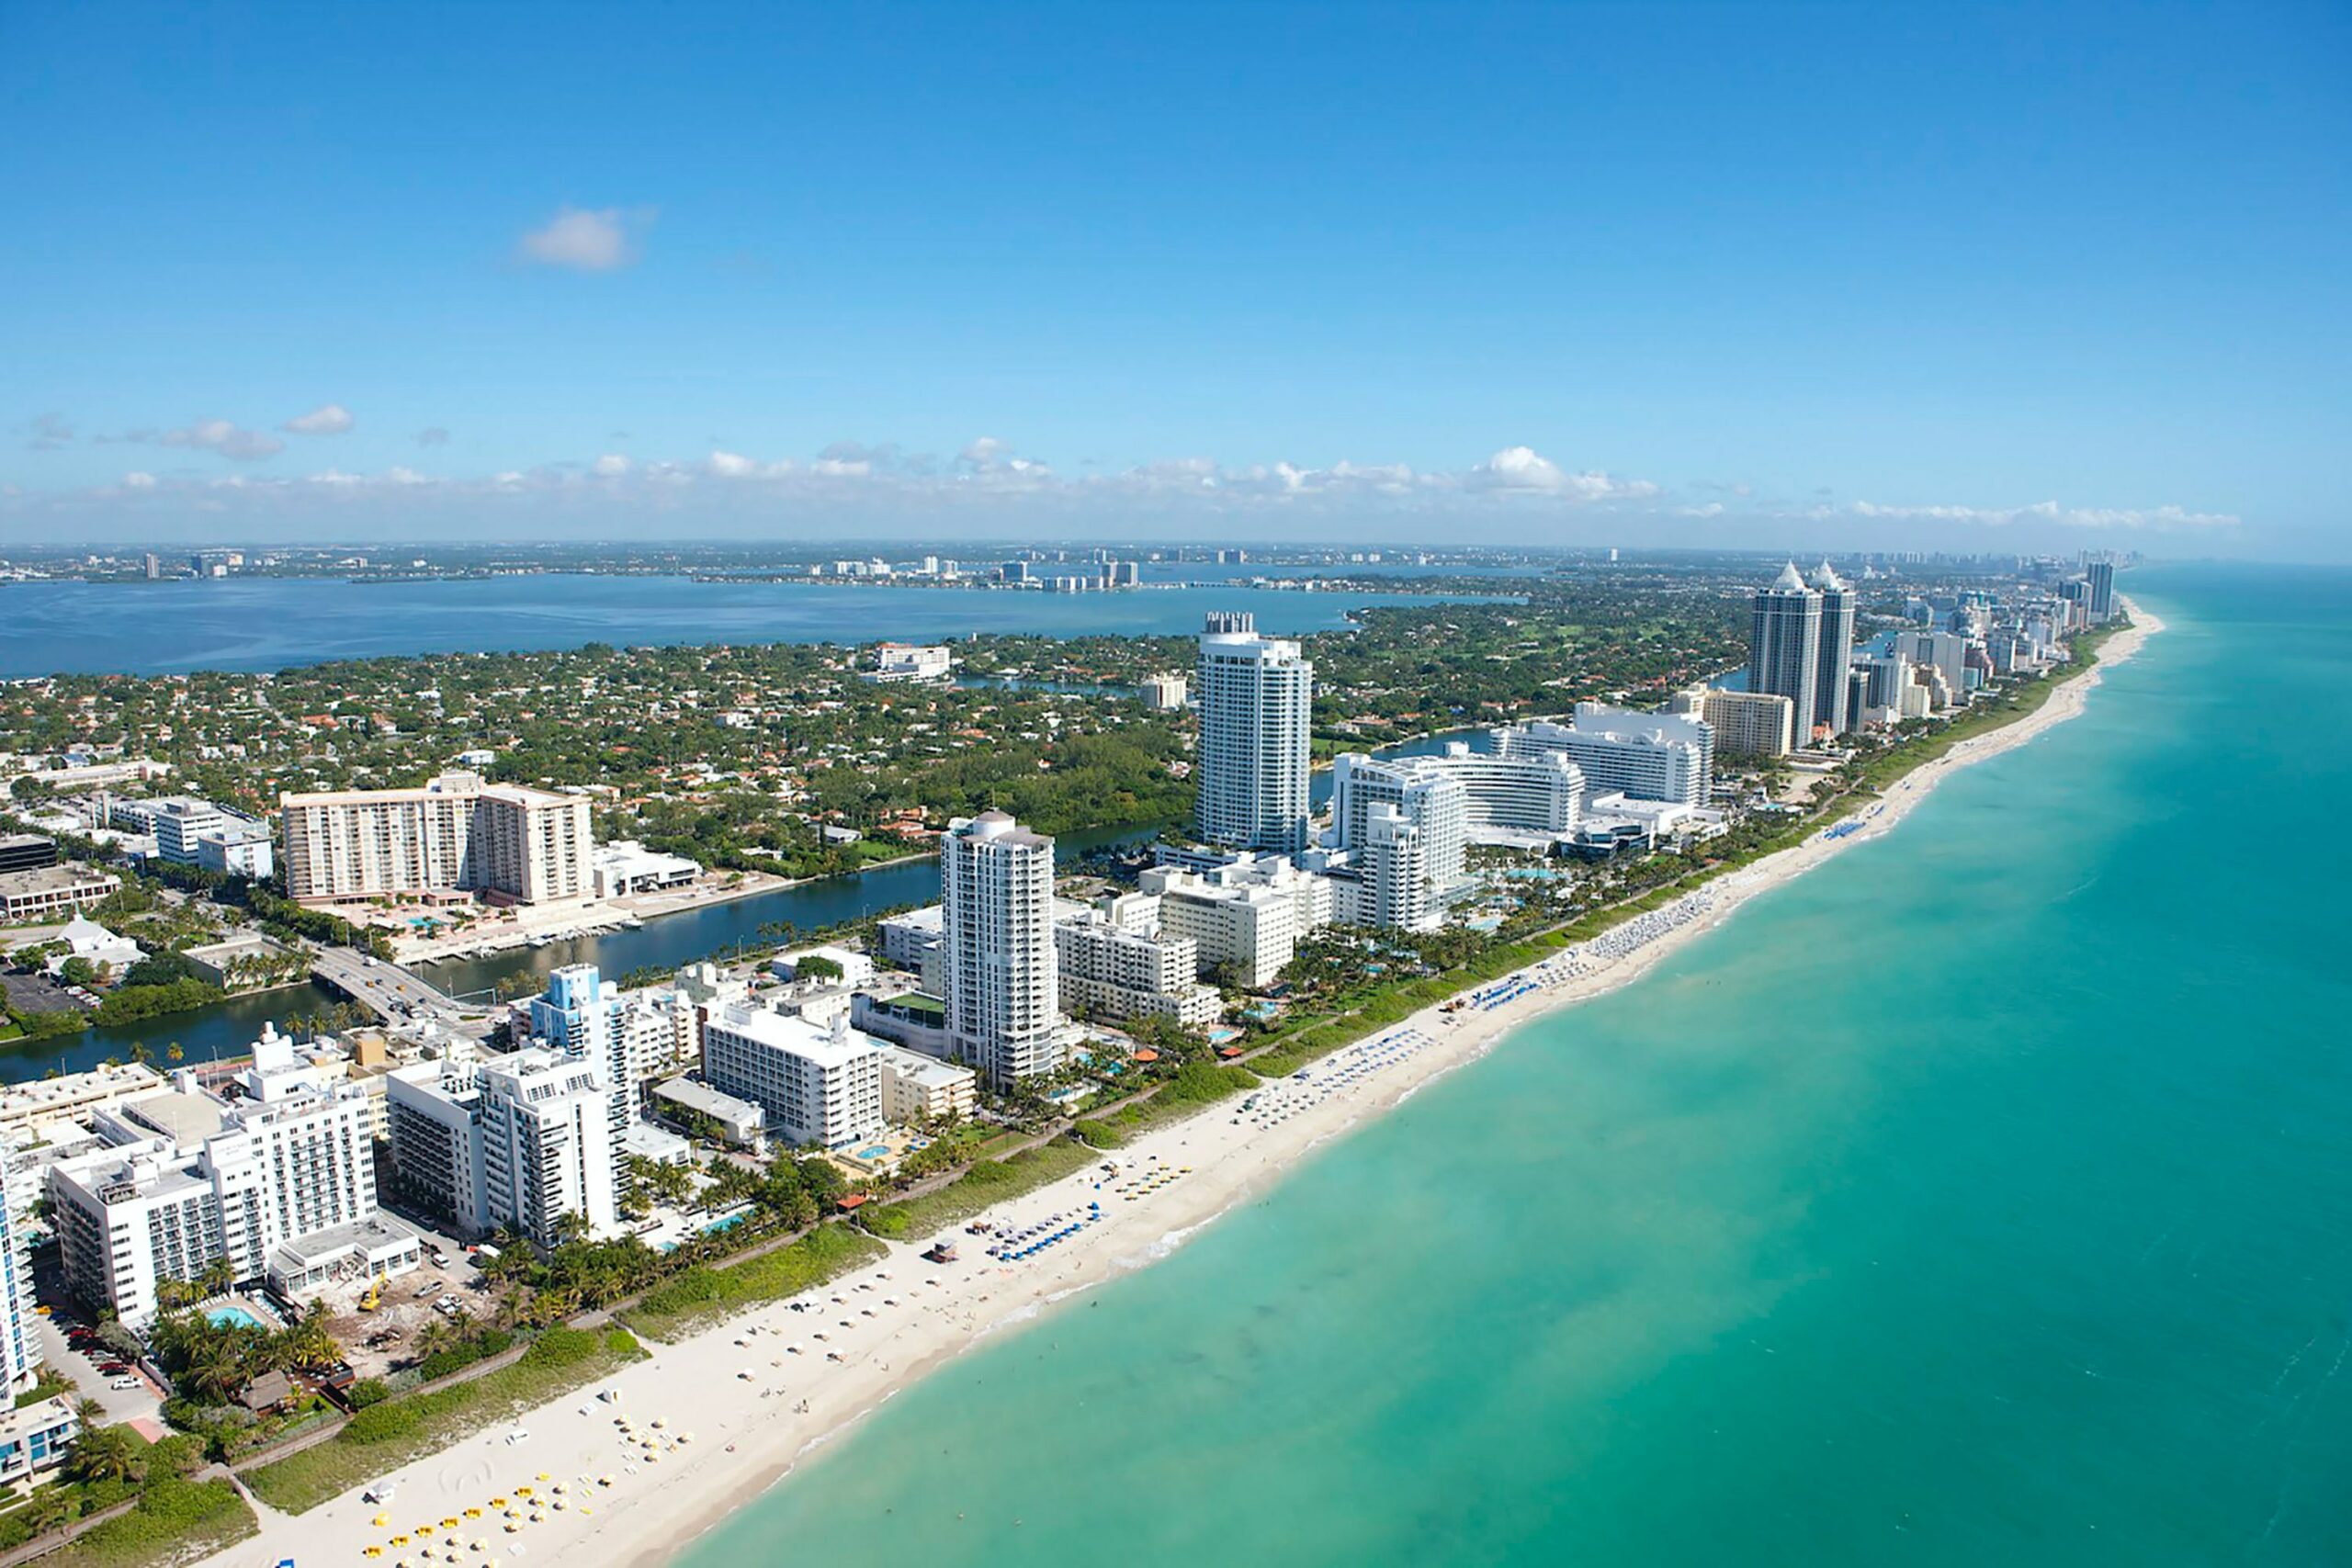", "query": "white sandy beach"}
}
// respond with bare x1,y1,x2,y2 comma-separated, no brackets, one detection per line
202,603,2160,1568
